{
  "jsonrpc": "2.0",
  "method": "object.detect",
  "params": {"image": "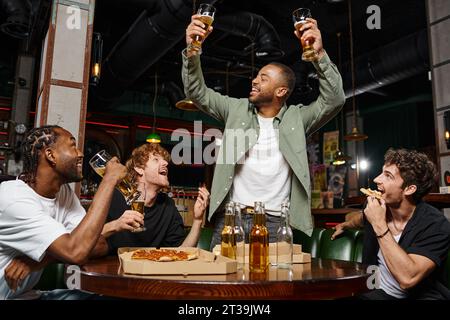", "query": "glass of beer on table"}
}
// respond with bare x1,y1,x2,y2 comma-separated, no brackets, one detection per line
292,8,318,62
189,3,216,54
88,150,139,205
